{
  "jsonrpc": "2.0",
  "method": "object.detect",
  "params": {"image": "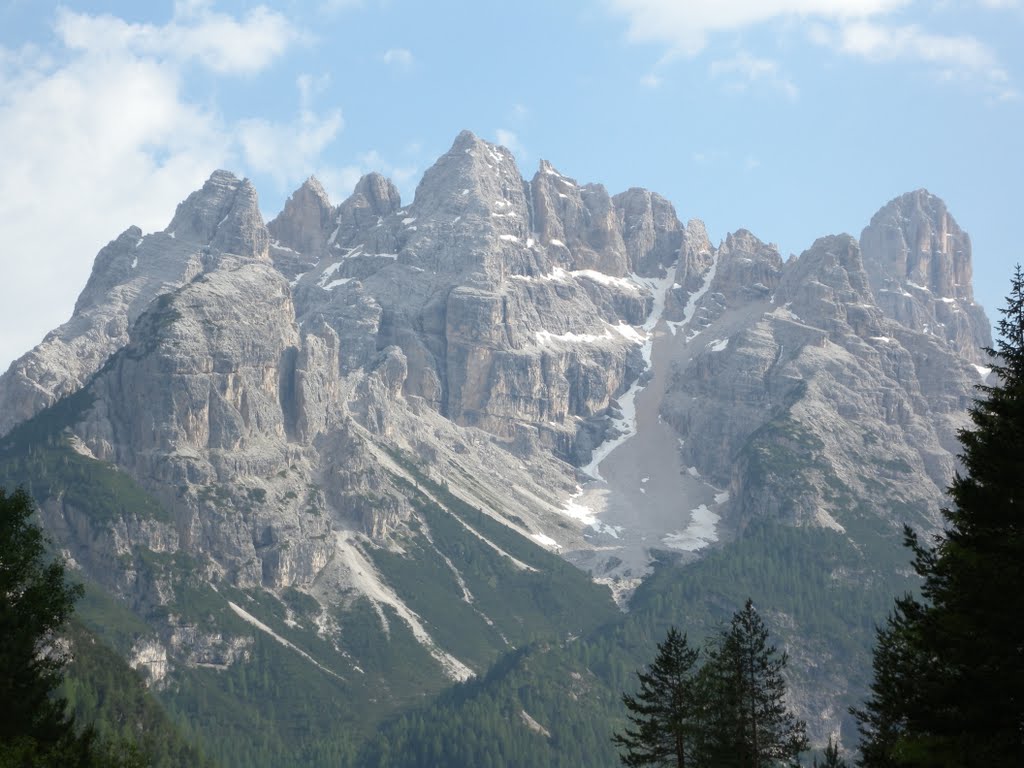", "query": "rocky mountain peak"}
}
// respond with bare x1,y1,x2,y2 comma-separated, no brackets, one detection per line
350,172,402,216
410,130,525,220
268,176,334,255
709,229,783,307
166,171,269,262
612,188,684,276
860,188,973,300
860,190,991,361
